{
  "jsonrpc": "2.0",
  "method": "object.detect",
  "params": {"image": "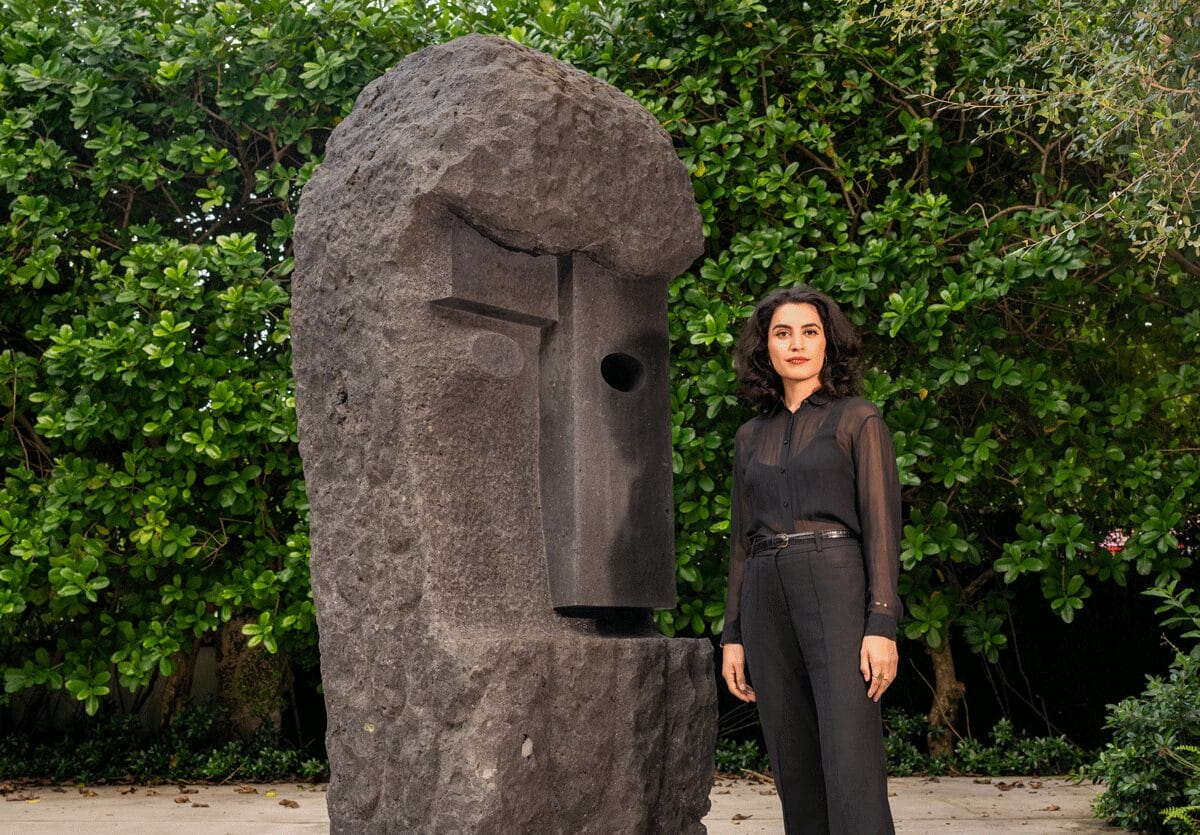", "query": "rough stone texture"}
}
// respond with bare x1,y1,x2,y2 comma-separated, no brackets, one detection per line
293,34,714,833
